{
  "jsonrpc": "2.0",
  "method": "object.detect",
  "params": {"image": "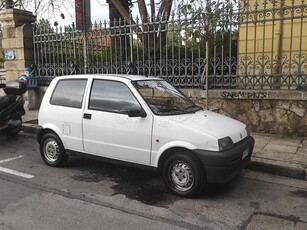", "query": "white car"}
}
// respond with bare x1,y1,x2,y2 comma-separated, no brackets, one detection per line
37,74,254,197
